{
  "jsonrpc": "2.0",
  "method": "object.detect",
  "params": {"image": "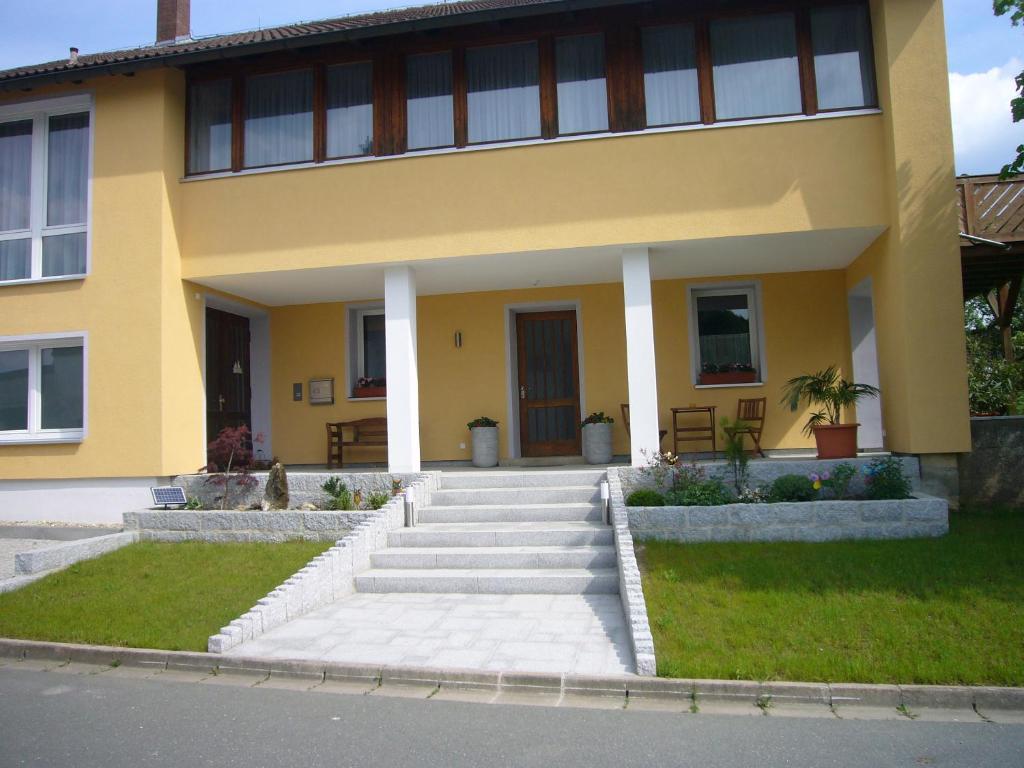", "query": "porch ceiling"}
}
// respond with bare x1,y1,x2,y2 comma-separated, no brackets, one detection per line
193,226,884,306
